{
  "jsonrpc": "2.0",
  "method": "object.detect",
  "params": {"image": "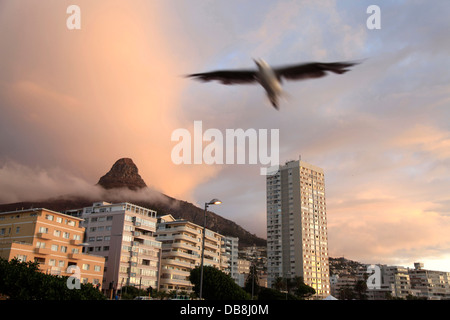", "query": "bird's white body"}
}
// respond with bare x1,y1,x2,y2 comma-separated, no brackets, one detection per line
254,59,283,109
187,58,359,110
